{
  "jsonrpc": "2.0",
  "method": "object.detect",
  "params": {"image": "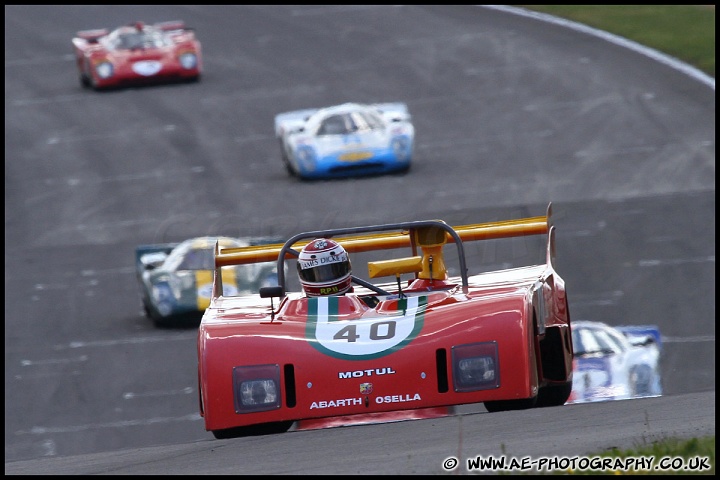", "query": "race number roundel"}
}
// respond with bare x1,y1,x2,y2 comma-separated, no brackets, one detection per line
306,296,426,360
